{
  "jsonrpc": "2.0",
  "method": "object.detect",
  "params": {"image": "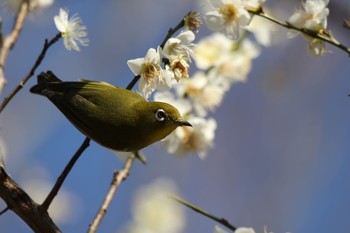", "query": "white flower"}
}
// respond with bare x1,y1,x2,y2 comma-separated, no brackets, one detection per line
242,0,265,10
168,55,190,81
214,226,257,233
287,0,329,37
204,0,251,40
176,71,226,116
306,37,327,56
163,30,196,61
164,116,217,159
214,225,229,233
287,0,329,56
54,8,89,52
6,0,53,11
127,47,174,98
236,227,256,233
119,178,186,233
214,39,260,85
154,91,192,116
246,13,277,46
194,33,233,69
184,11,202,33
